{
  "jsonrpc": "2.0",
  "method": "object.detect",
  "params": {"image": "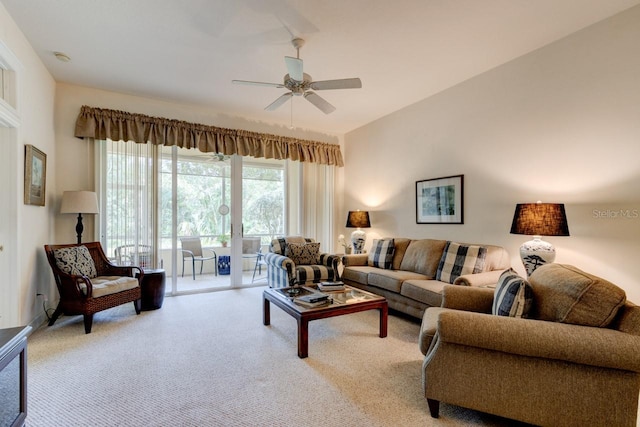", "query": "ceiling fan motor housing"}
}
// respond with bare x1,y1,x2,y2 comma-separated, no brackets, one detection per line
284,73,312,95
